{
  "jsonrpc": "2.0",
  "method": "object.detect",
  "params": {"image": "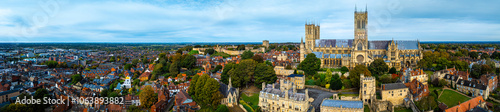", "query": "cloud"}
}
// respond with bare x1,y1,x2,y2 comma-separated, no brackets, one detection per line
0,0,498,42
